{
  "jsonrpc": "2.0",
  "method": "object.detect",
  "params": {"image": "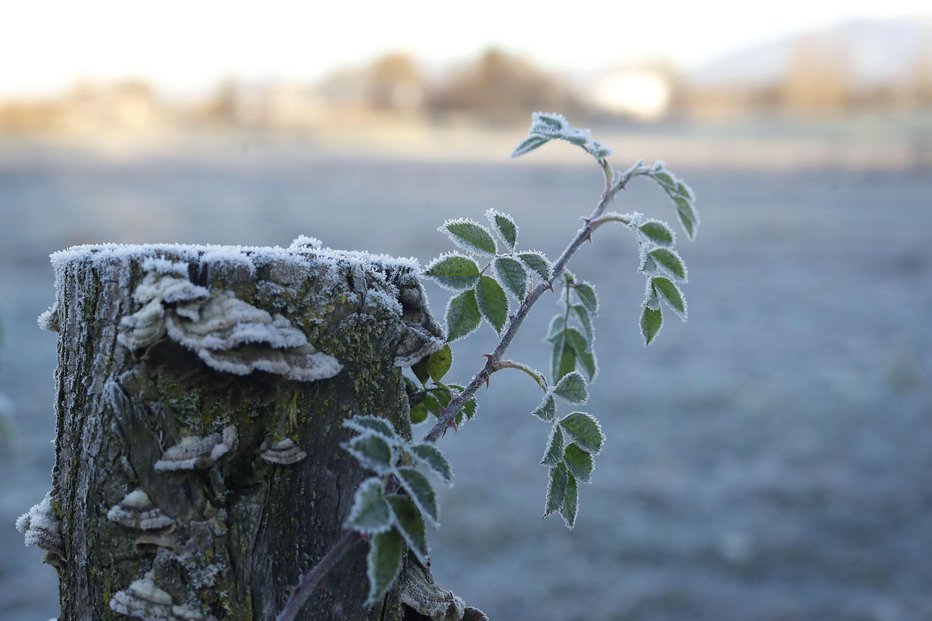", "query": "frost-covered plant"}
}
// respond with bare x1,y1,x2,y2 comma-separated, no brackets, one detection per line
277,112,700,619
